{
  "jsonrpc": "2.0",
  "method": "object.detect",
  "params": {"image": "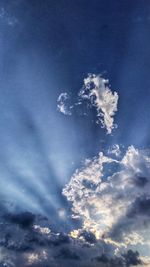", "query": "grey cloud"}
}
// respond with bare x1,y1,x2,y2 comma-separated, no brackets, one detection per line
133,176,148,187
79,230,97,244
94,250,142,267
110,195,150,242
63,146,150,251
127,196,150,218
47,233,71,247
3,212,35,229
122,250,142,267
56,248,80,260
